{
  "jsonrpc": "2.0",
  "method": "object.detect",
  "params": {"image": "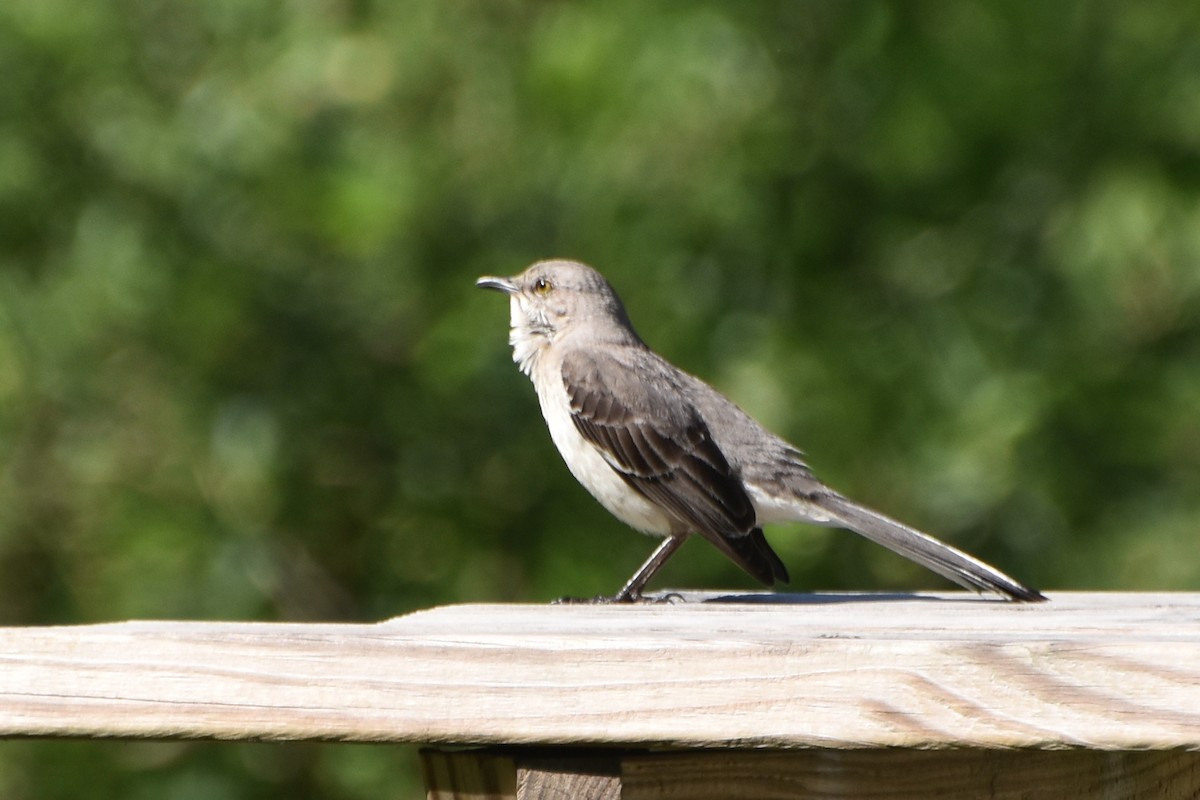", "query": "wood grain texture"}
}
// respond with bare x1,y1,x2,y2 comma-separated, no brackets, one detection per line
0,592,1198,749
517,754,621,800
